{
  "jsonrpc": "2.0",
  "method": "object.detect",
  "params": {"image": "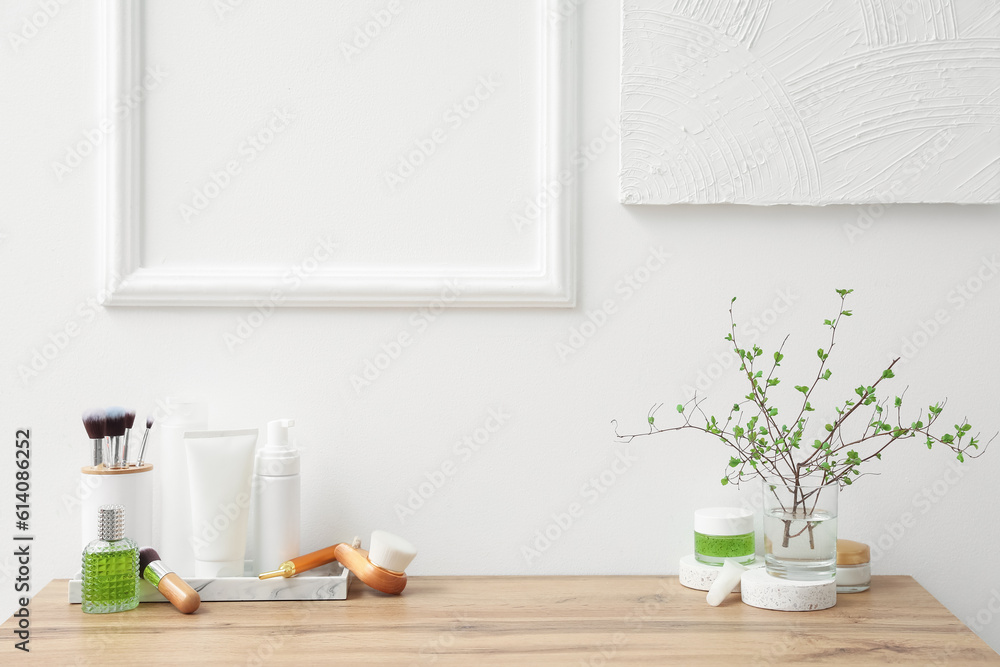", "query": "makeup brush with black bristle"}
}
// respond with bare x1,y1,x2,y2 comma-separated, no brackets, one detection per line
105,406,127,469
122,409,136,466
139,547,200,614
82,409,107,467
136,415,154,466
